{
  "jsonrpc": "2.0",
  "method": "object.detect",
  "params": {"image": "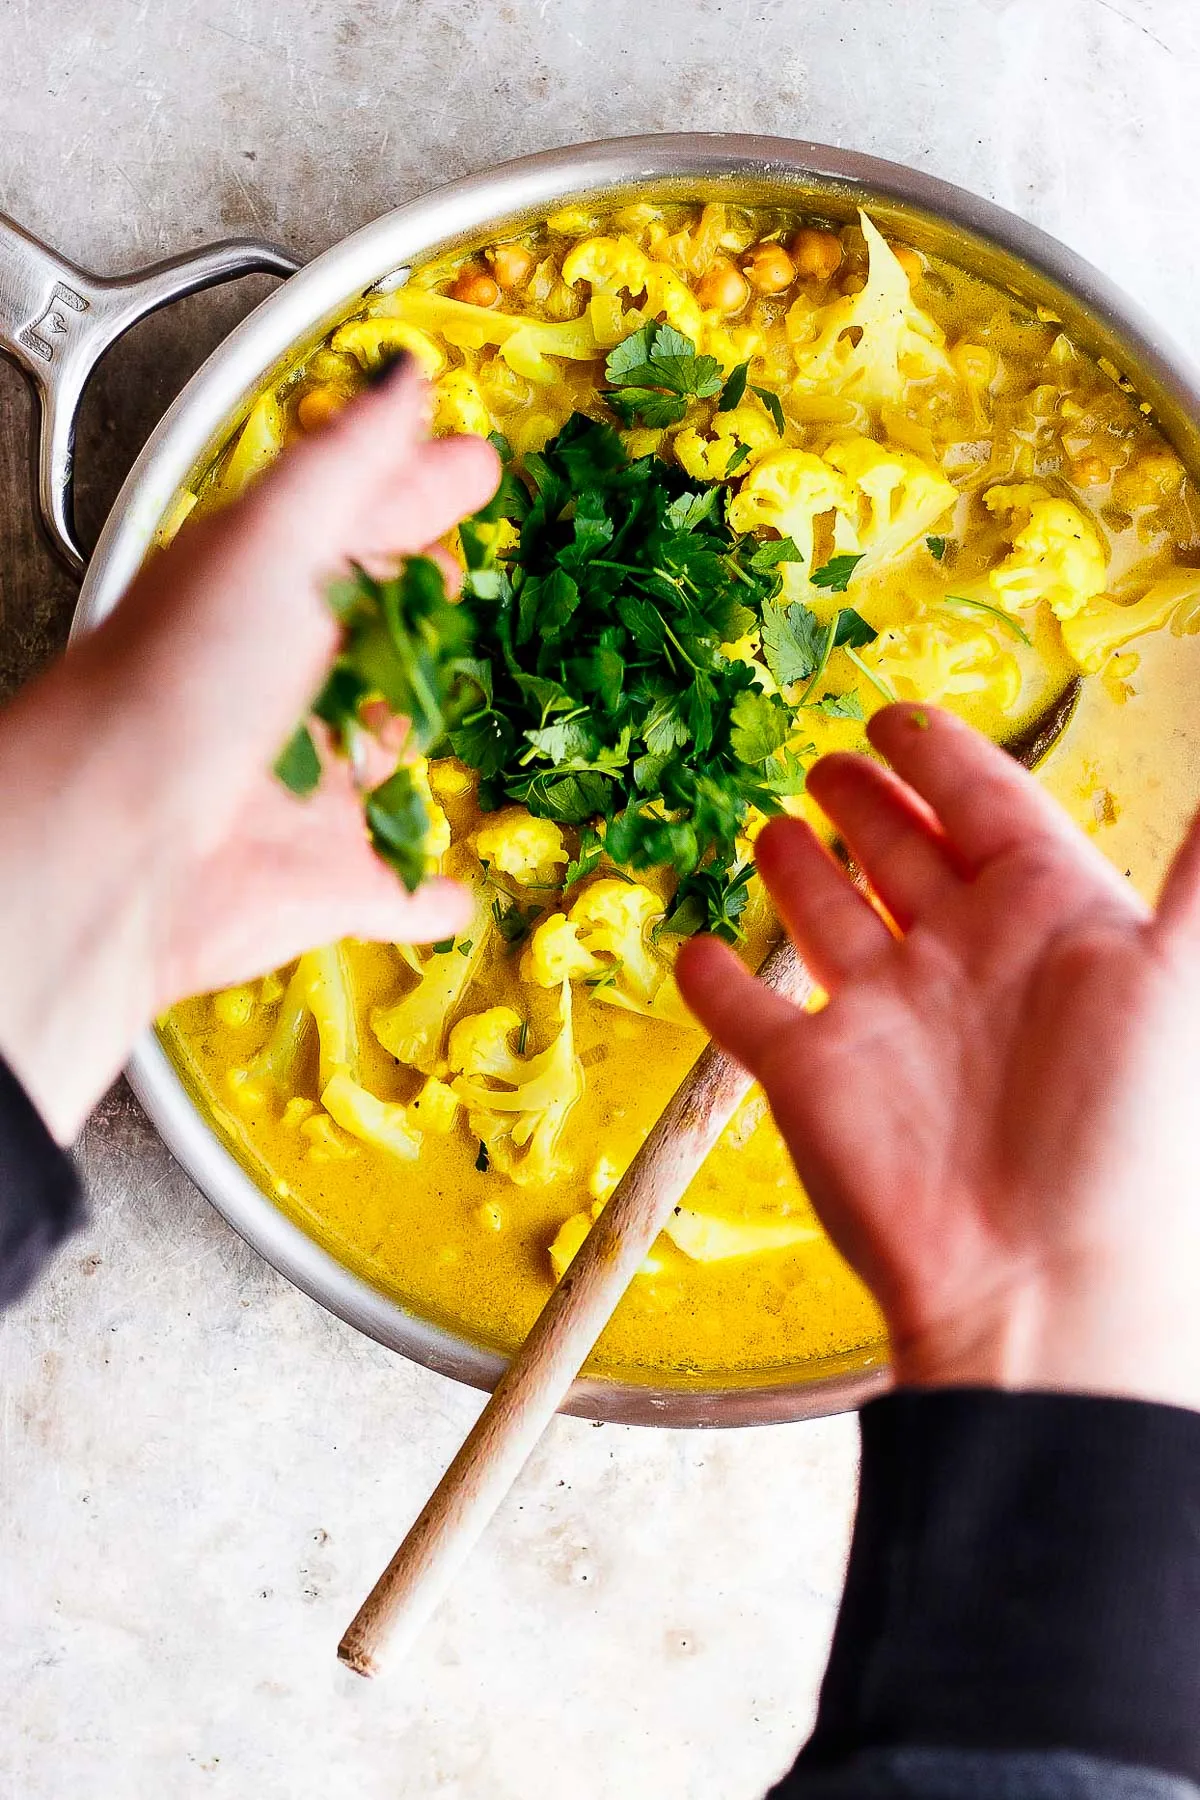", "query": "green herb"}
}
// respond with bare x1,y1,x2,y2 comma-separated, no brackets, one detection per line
603,322,724,428
563,825,604,887
431,938,455,954
456,939,474,957
723,442,753,476
843,645,896,704
717,361,750,411
810,552,865,593
273,724,322,796
475,1140,490,1172
491,893,544,948
278,327,891,940
278,555,478,890
517,1016,530,1056
926,535,948,562
812,689,865,720
943,592,1034,646
751,385,786,434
